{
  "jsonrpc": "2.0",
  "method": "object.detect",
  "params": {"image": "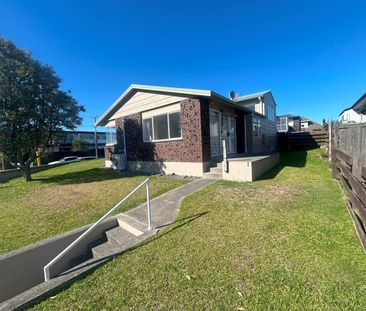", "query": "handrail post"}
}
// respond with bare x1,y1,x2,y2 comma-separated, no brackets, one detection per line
146,179,152,230
44,266,50,282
